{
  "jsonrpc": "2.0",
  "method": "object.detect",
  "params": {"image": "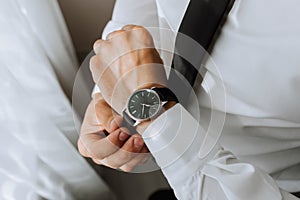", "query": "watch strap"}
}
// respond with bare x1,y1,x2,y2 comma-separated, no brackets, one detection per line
120,87,178,135
152,87,178,103
121,110,137,135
